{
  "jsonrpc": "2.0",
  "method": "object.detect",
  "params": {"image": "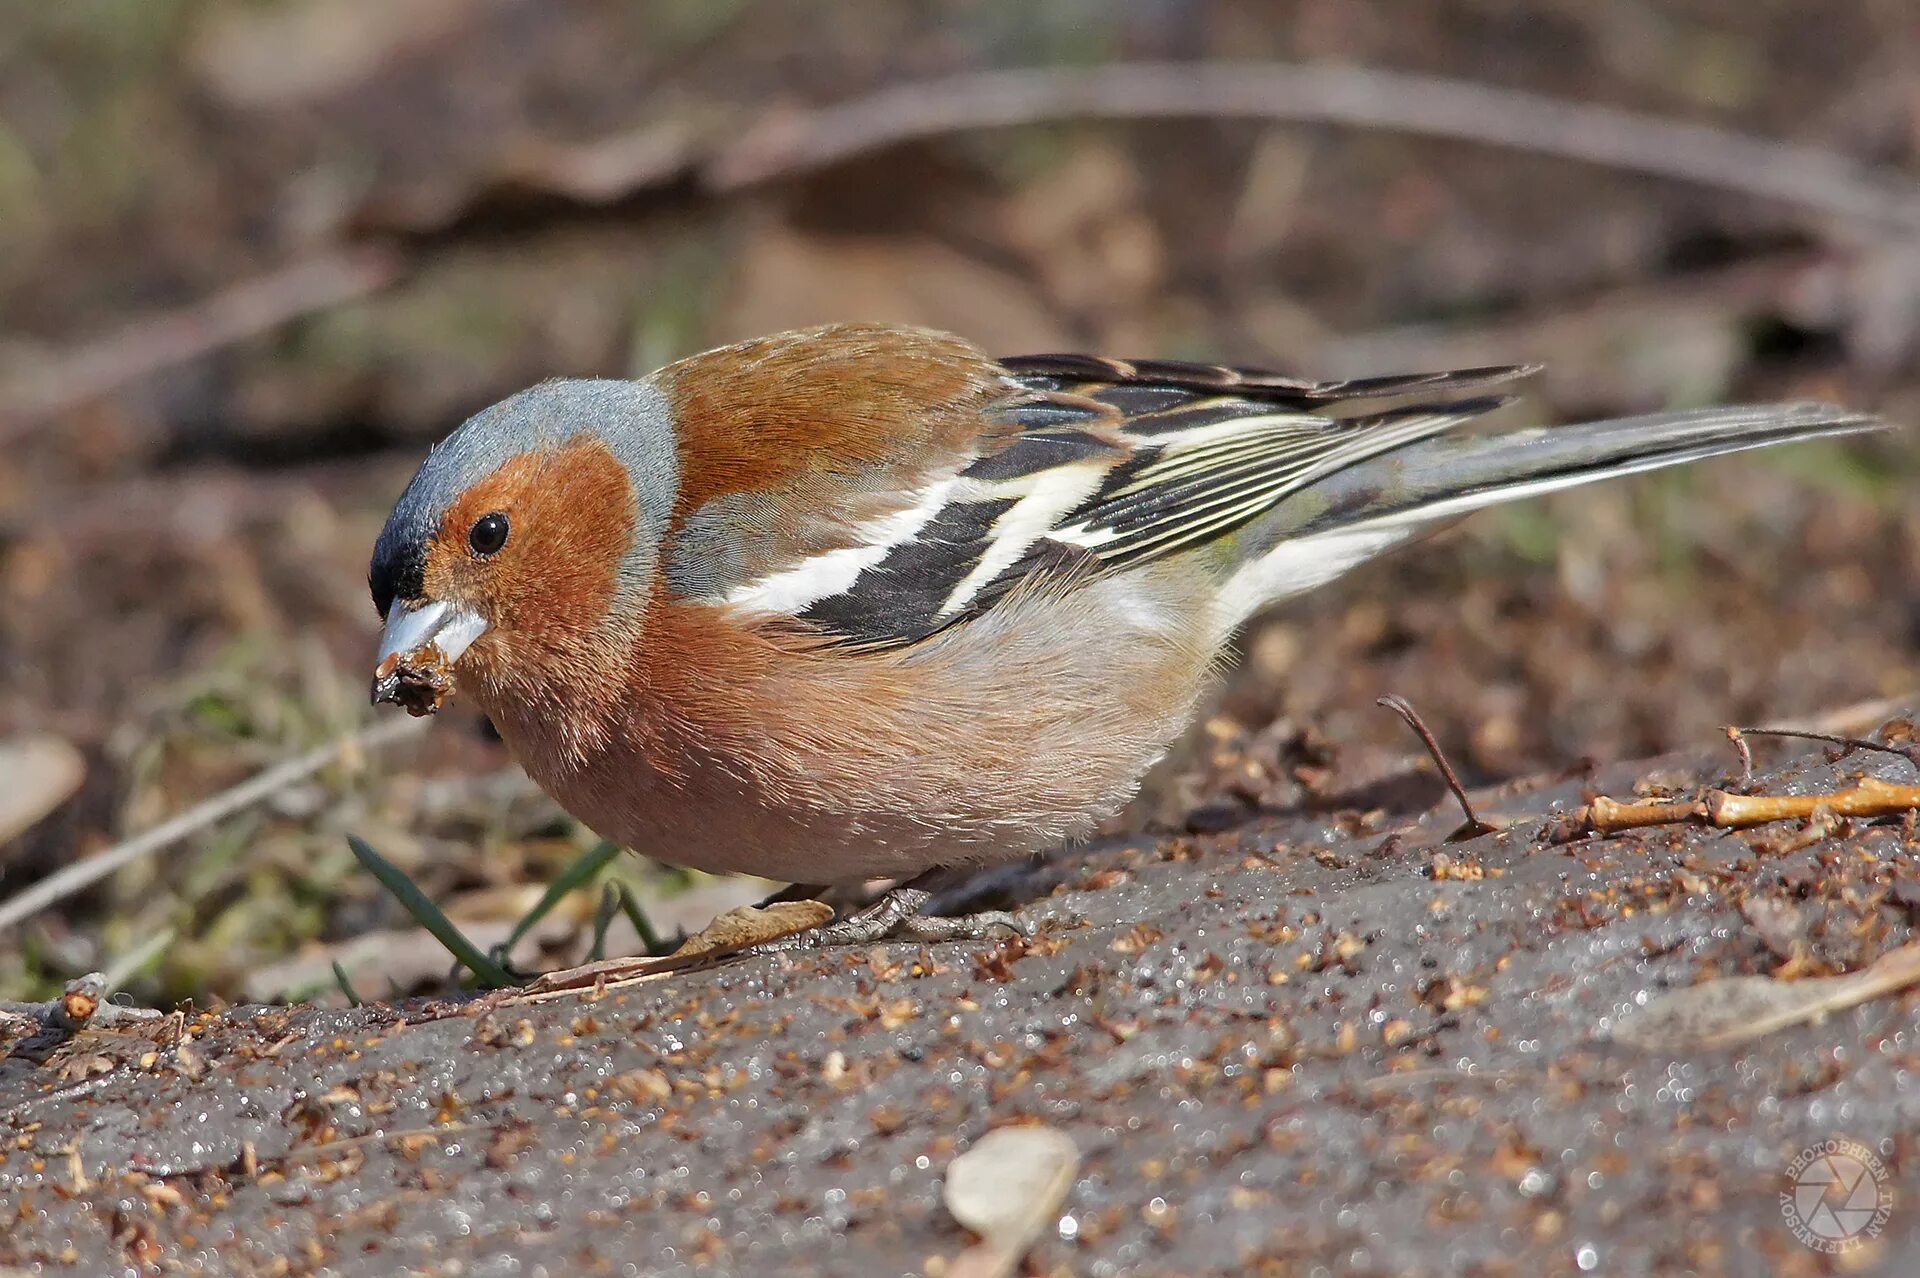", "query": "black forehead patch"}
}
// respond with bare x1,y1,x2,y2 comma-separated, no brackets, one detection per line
369,503,431,618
